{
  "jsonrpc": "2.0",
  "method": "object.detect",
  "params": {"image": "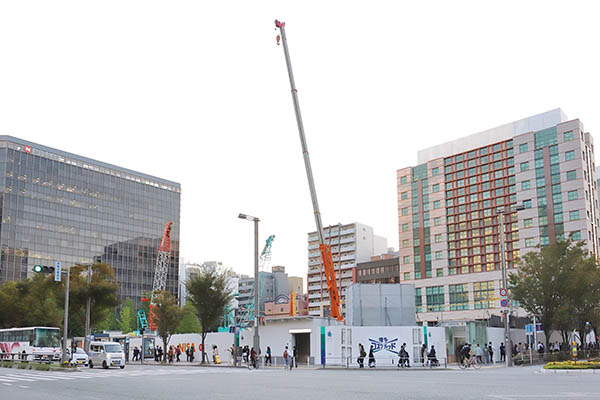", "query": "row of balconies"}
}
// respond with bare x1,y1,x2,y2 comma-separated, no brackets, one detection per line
308,228,356,242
